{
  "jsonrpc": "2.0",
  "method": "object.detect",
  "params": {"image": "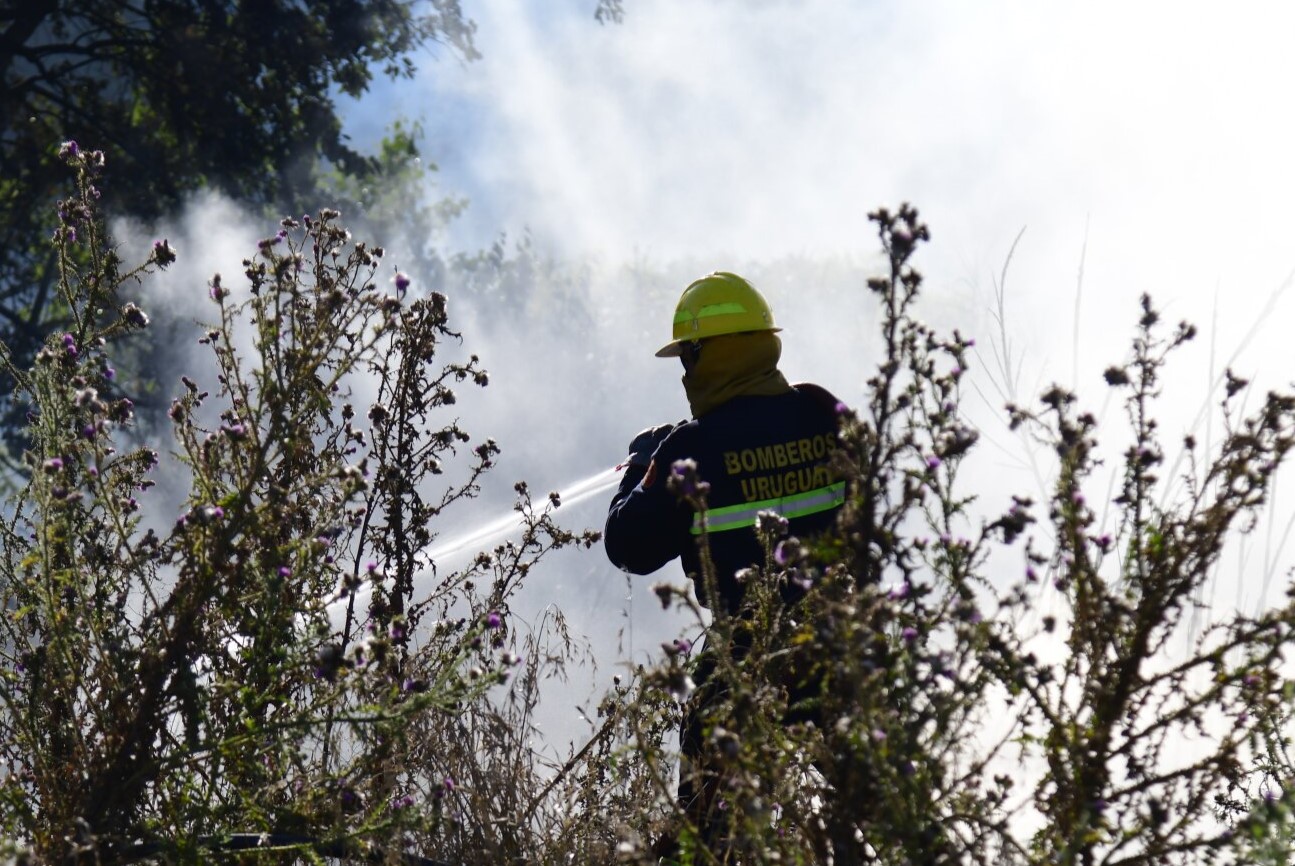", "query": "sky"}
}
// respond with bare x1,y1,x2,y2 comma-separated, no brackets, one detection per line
341,1,1295,447
131,1,1295,751
353,2,1295,333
